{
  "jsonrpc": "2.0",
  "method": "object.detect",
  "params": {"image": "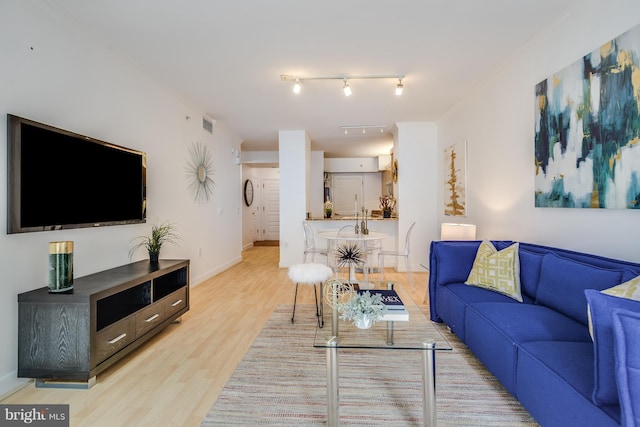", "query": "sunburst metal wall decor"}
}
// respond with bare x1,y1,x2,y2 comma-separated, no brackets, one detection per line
186,142,215,203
